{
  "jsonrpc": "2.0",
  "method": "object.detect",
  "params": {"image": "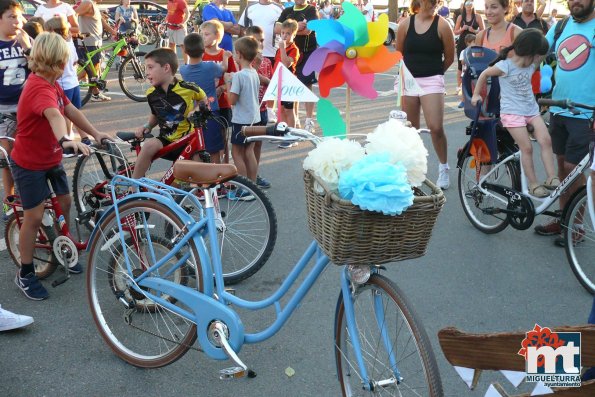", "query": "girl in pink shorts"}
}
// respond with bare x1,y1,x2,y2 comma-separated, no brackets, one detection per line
471,28,559,198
